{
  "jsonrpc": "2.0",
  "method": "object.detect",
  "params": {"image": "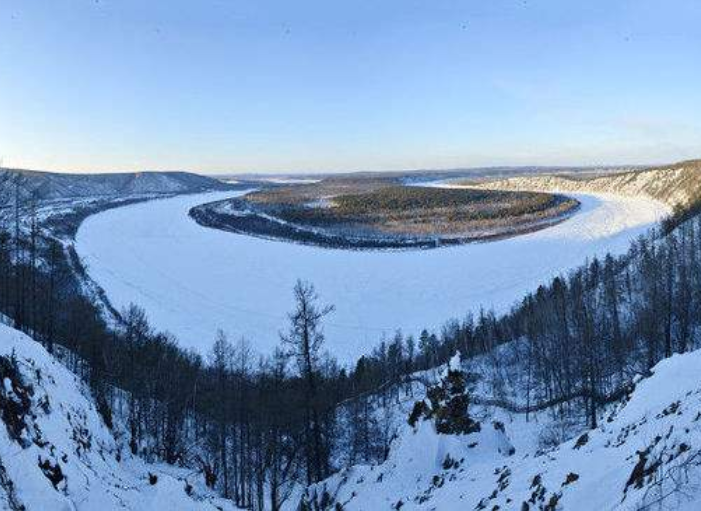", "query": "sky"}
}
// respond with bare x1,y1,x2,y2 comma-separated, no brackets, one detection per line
0,0,700,174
